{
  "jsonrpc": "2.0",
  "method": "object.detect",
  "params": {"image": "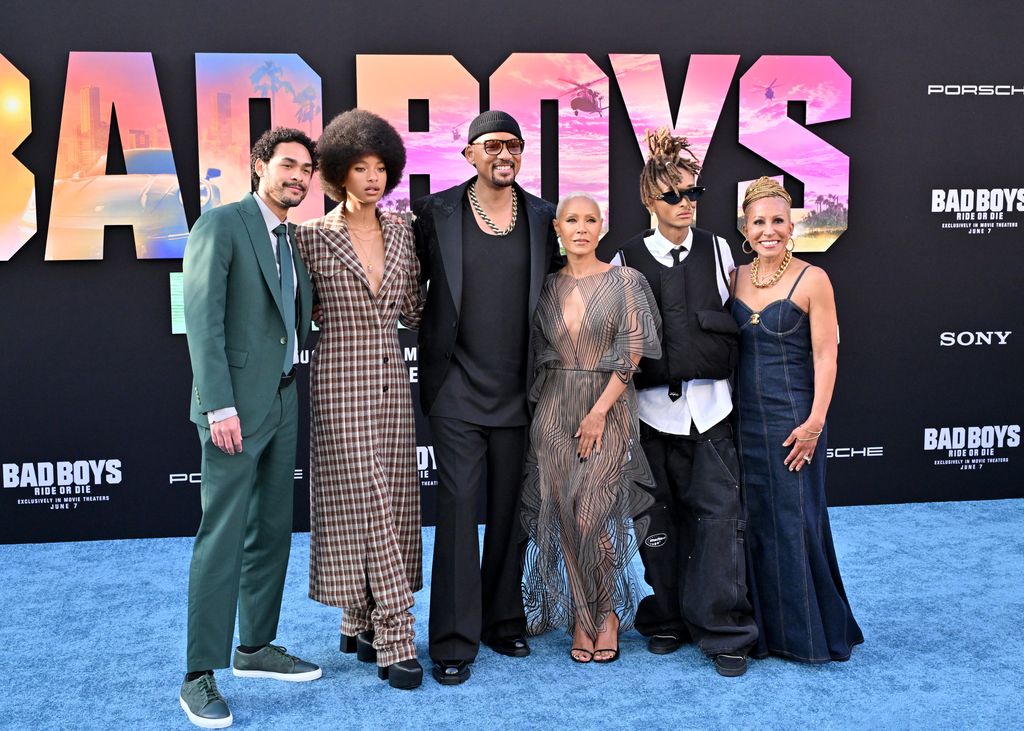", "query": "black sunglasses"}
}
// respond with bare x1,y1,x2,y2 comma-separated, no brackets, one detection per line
470,138,525,156
656,186,706,205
